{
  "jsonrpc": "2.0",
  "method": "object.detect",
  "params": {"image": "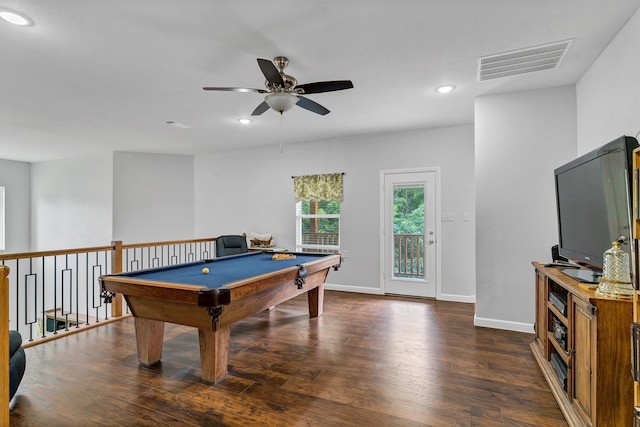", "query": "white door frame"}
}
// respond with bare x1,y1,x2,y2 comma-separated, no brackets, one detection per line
379,167,442,299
